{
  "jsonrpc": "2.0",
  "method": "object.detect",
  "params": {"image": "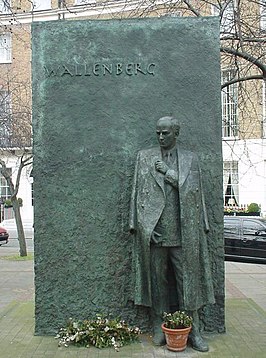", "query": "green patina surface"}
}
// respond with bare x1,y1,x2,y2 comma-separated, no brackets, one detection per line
32,17,224,335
